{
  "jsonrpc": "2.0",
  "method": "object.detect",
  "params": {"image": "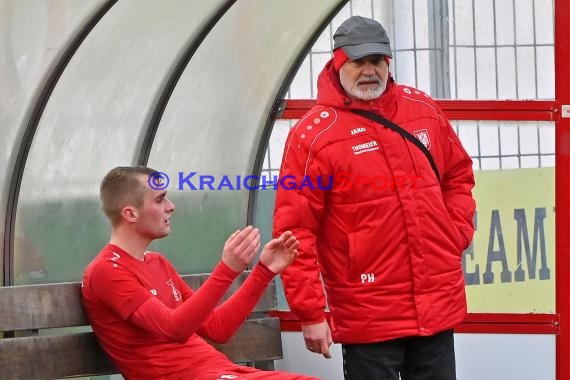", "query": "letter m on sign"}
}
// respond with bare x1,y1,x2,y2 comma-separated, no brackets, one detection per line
514,208,550,281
